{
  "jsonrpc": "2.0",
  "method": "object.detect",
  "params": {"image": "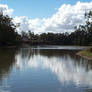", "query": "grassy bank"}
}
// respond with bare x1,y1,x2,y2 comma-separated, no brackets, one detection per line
77,48,92,60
